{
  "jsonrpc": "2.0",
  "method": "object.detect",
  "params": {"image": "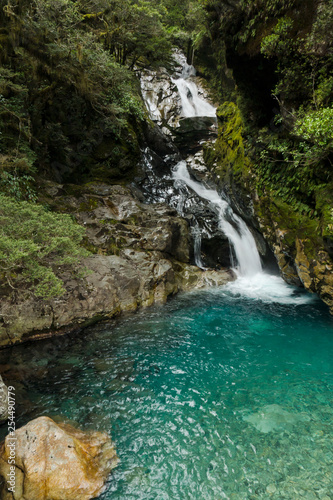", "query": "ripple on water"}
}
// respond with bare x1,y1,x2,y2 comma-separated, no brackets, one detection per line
1,285,333,499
